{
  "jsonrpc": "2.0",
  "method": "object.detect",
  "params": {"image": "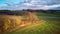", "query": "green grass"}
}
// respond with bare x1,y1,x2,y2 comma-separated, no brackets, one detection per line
36,12,60,17
6,18,60,34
